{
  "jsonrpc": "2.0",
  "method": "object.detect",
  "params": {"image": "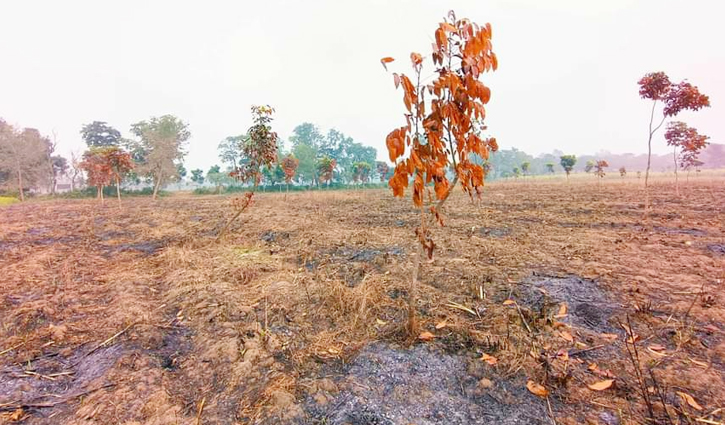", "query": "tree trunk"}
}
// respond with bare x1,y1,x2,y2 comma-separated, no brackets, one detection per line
673,146,679,196
97,186,102,200
100,185,105,205
644,100,666,221
116,176,122,203
152,177,161,200
17,169,24,202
